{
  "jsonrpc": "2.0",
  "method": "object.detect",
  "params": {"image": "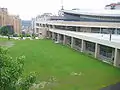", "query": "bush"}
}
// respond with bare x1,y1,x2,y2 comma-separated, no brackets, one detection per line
26,34,31,37
19,34,23,39
0,47,36,90
13,34,18,37
19,73,36,90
